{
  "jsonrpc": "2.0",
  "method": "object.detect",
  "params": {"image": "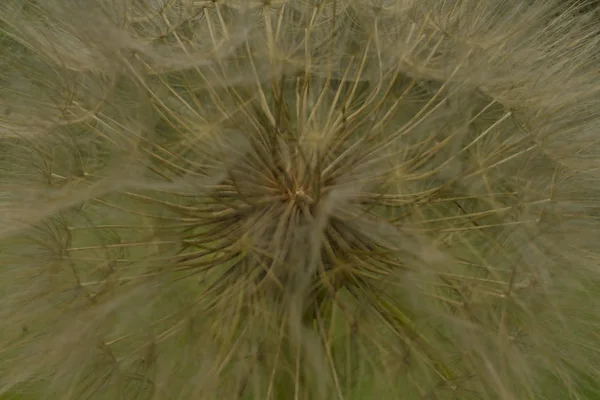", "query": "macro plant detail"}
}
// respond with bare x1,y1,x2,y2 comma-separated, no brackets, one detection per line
1,1,600,399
